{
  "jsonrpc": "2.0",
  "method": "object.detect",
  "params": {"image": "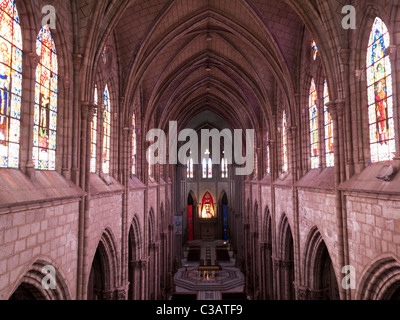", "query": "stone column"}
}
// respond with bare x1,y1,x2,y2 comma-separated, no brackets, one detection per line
272,257,281,300
340,48,355,179
295,285,310,300
129,260,139,300
115,287,127,300
265,242,273,300
100,290,114,300
327,100,347,300
259,242,267,300
281,260,294,300
140,260,147,300
24,53,40,178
